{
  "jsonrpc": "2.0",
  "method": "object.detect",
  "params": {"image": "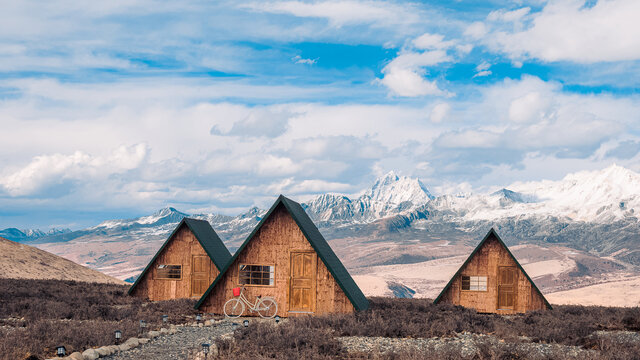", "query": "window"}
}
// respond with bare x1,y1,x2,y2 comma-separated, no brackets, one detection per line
239,264,275,286
156,264,181,279
462,276,487,291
